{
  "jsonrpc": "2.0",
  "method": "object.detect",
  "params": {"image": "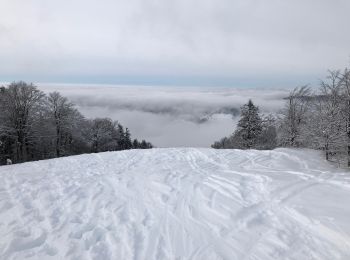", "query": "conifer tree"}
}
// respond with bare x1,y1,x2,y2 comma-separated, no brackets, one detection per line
117,124,125,150
133,139,139,149
234,100,263,149
124,128,133,149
